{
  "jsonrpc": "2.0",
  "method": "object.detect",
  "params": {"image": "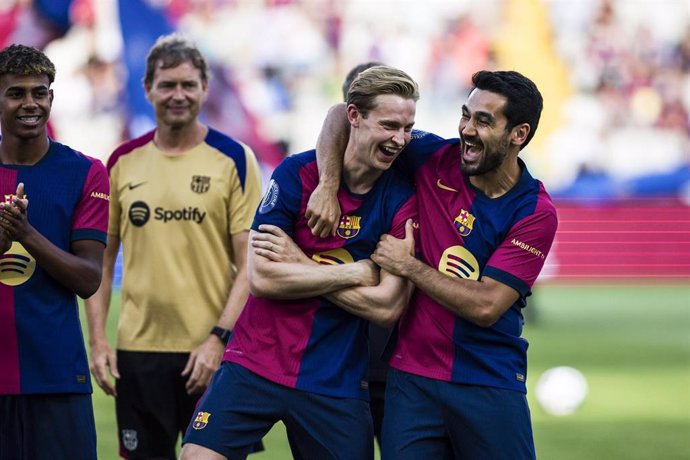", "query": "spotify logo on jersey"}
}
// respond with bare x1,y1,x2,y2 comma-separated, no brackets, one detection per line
129,201,151,227
0,242,36,286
